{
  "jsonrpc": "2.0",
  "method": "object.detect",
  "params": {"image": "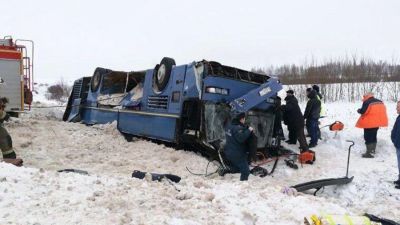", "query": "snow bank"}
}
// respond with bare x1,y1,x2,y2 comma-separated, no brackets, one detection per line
0,102,399,224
